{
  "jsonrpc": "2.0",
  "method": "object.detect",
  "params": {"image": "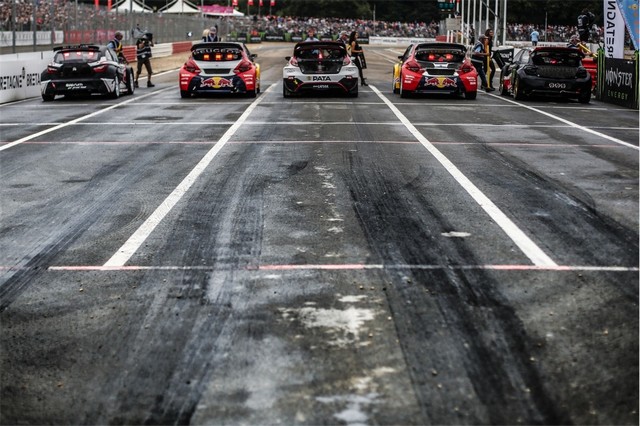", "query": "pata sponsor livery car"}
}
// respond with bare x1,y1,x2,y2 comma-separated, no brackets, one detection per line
283,41,359,97
41,44,135,101
179,42,260,98
393,42,478,99
499,46,592,103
